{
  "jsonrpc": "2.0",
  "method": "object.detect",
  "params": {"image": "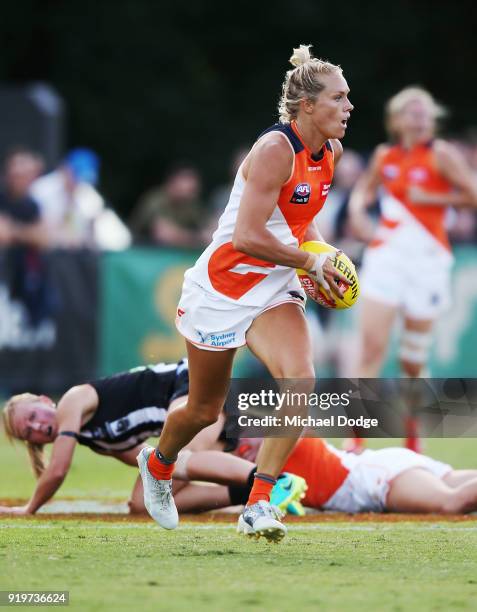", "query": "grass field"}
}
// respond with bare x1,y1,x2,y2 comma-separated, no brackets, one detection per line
2,436,477,610
3,519,477,611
